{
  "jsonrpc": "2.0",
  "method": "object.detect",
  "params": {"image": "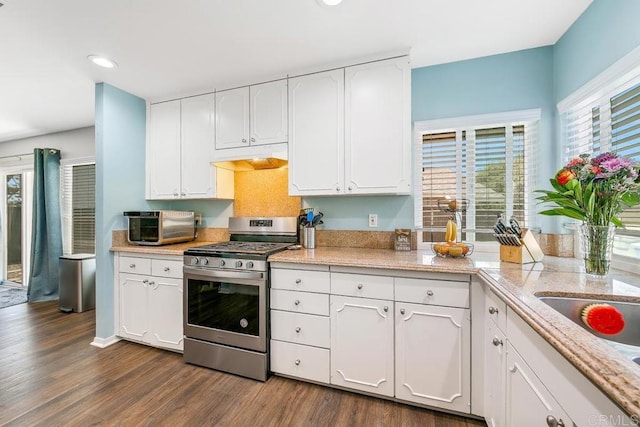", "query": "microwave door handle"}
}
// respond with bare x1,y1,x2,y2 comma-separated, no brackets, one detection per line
183,267,264,281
